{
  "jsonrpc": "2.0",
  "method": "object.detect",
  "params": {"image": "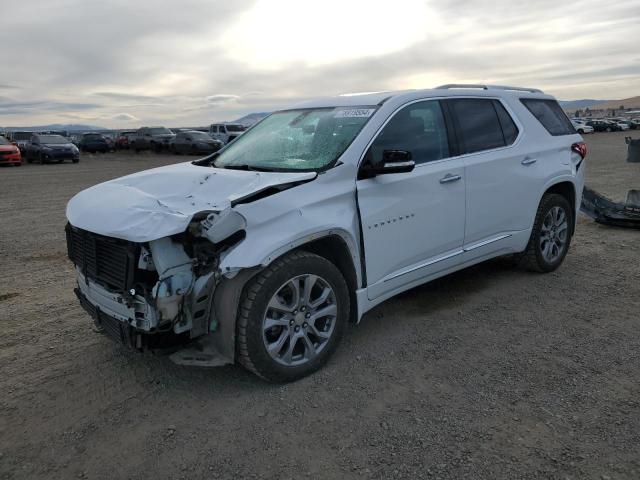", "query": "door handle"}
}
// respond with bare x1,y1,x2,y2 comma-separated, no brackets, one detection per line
521,157,537,165
439,174,462,184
